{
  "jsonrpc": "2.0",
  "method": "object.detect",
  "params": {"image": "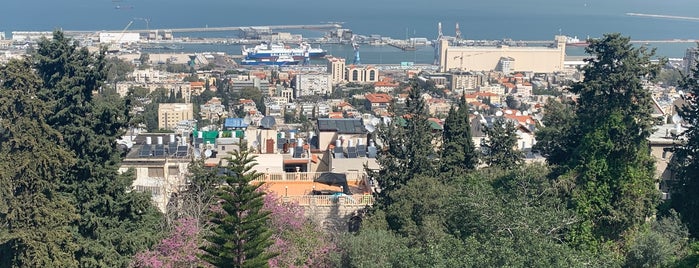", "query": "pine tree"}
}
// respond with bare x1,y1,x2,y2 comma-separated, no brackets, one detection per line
200,150,275,268
563,33,660,248
0,59,80,267
671,45,699,237
441,95,478,175
481,117,523,169
372,79,438,208
33,31,162,266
